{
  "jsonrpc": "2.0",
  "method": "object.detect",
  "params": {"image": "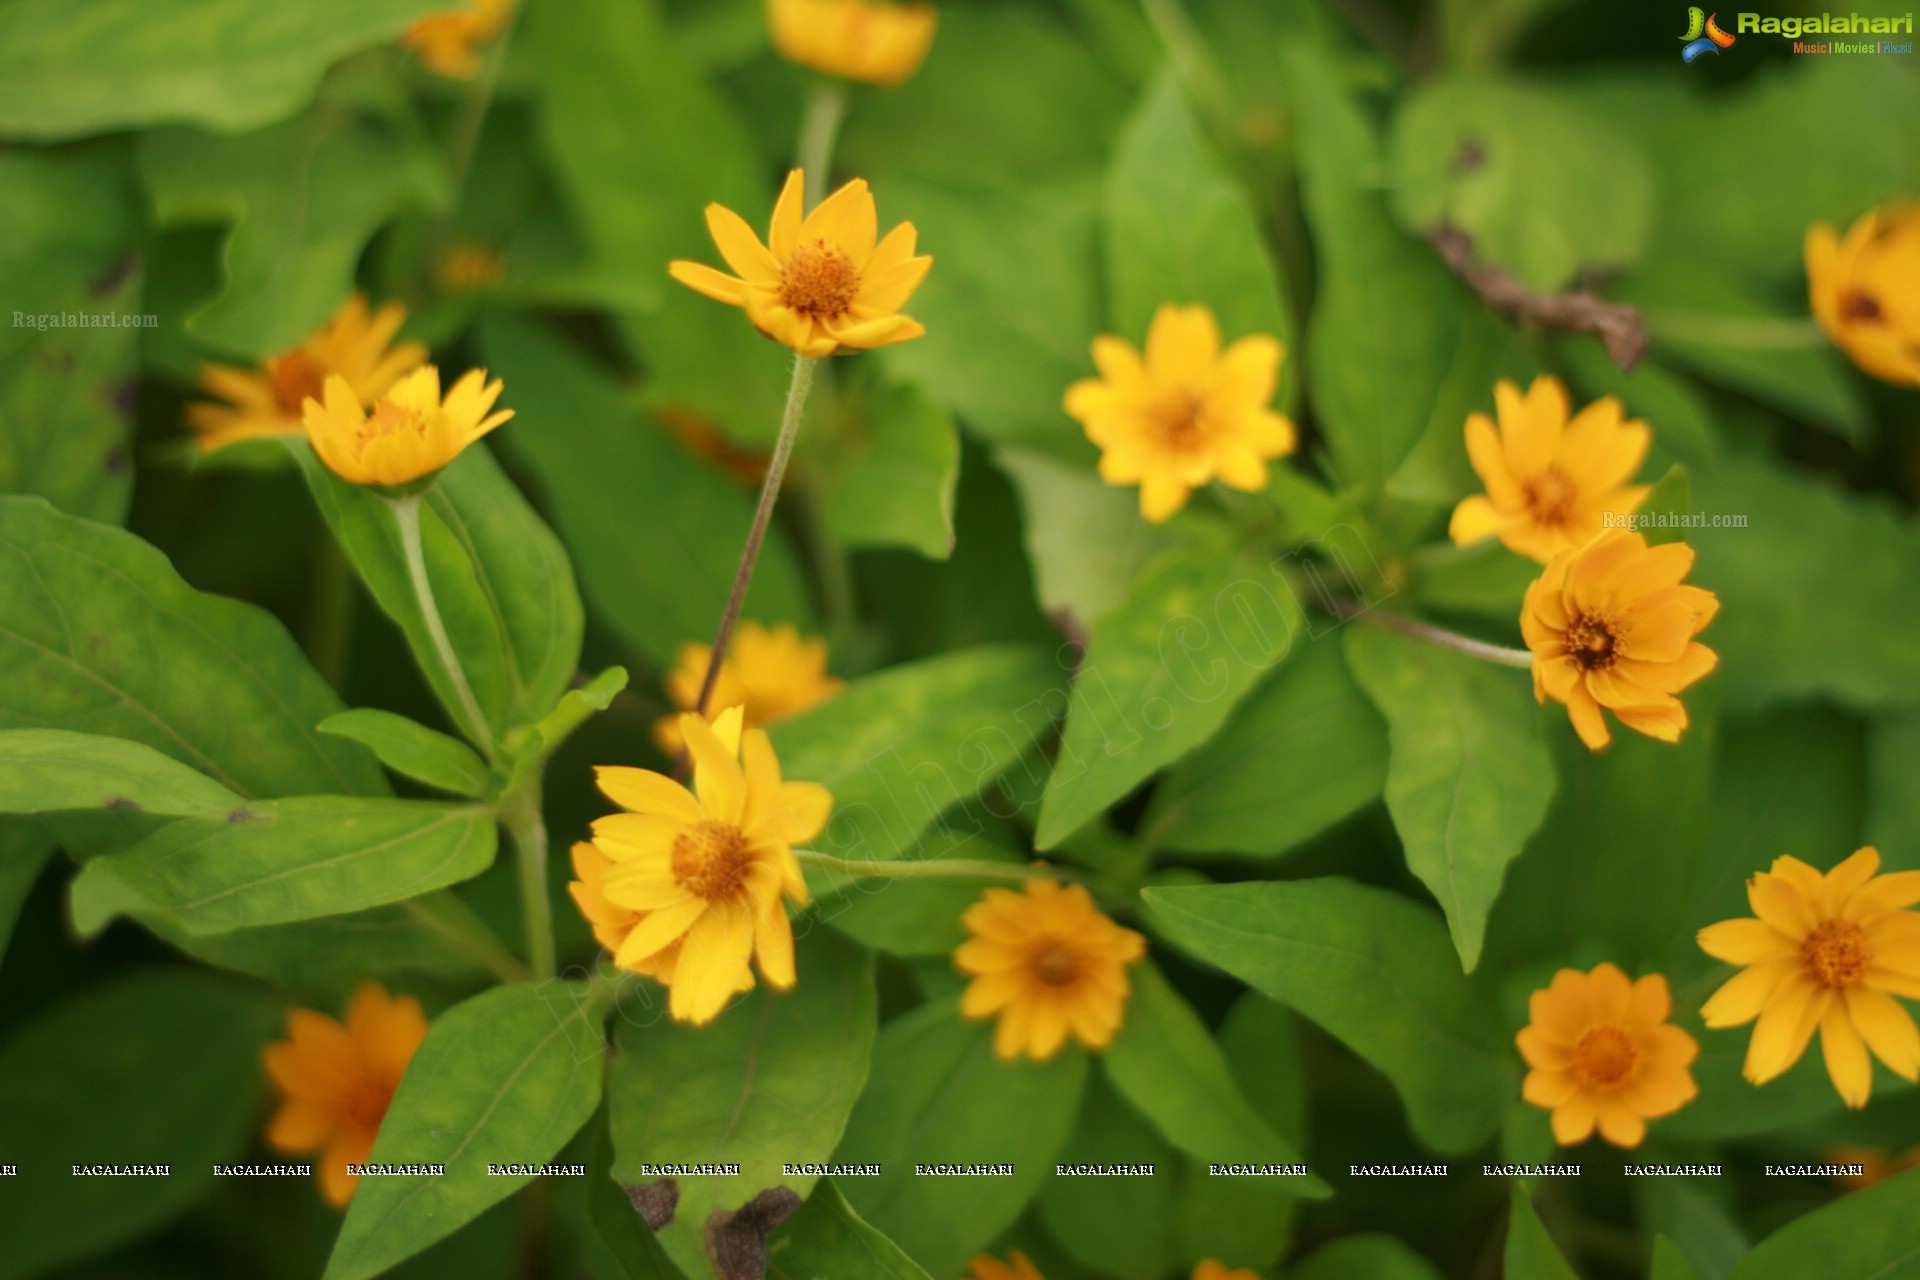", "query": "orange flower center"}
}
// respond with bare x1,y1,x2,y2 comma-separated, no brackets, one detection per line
1840,290,1883,324
1521,465,1578,526
1571,1025,1639,1090
781,240,861,318
362,398,429,444
1030,940,1081,988
1802,920,1870,989
1146,390,1207,452
671,820,754,902
269,352,326,416
1565,612,1620,670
